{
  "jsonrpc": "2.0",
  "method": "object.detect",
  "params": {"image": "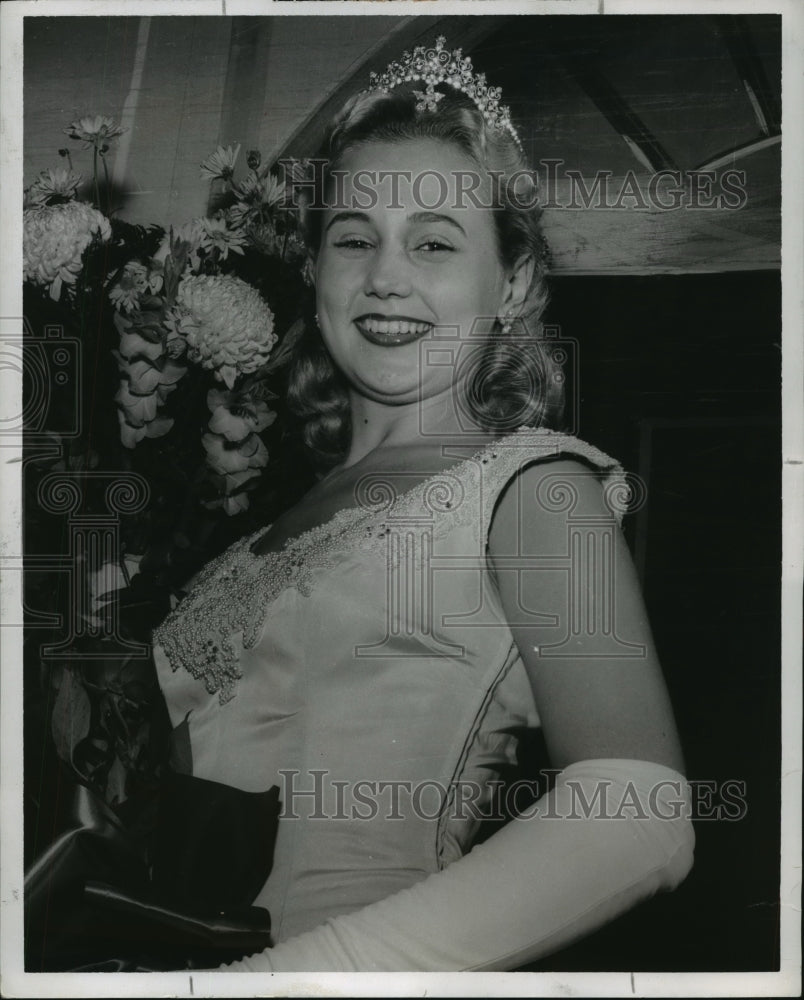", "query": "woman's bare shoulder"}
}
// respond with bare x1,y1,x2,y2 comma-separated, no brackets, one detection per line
488,456,611,553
